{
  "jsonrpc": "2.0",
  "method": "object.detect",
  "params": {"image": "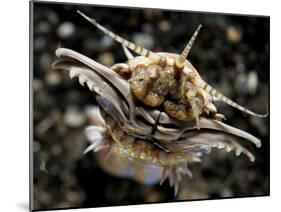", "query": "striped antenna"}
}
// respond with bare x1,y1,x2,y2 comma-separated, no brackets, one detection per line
202,81,268,118
77,10,162,63
122,44,134,60
176,25,202,68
